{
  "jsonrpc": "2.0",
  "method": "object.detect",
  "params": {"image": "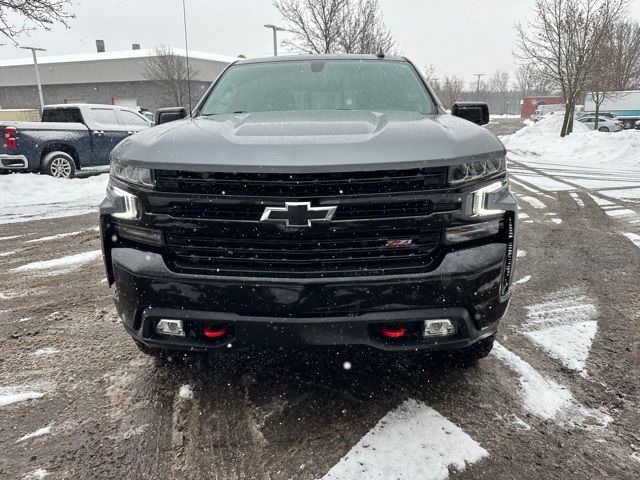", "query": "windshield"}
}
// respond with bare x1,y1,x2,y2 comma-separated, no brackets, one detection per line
199,60,436,115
